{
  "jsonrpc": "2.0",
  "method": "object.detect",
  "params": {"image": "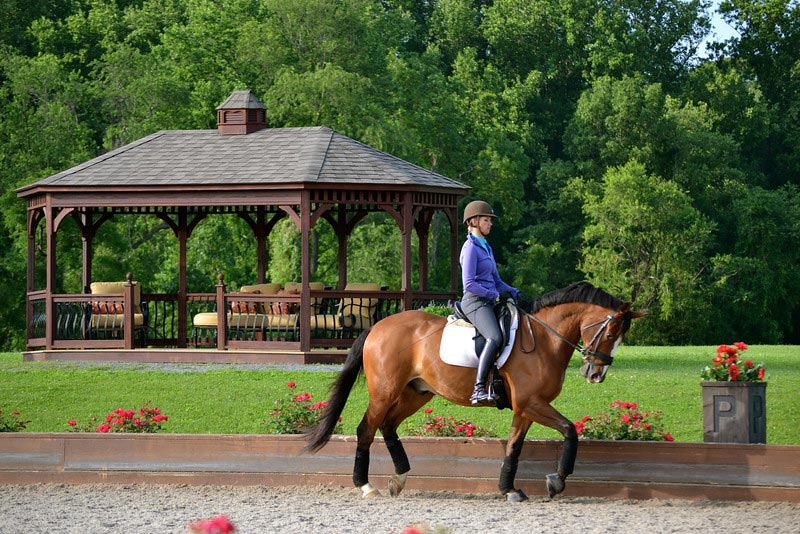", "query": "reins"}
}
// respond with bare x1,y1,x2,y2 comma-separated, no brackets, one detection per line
521,306,621,365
